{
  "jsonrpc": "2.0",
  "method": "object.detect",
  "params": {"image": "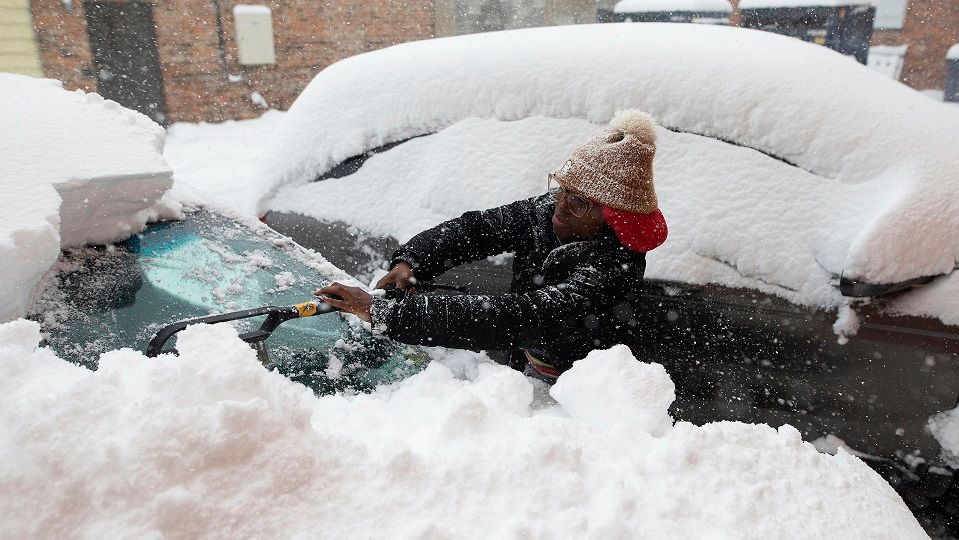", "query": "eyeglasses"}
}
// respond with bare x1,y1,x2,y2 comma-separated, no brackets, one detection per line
548,174,594,218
